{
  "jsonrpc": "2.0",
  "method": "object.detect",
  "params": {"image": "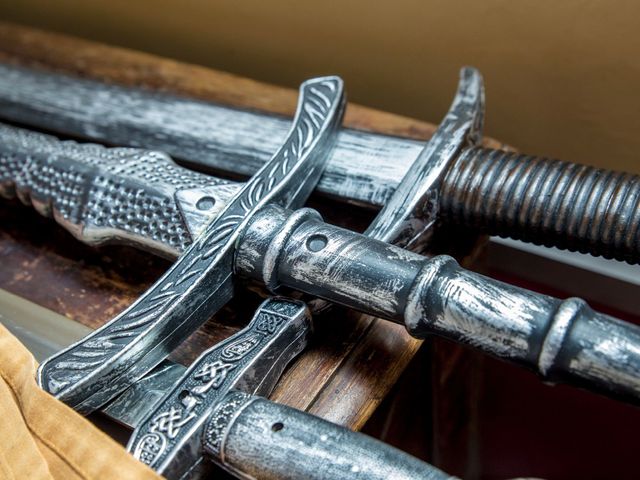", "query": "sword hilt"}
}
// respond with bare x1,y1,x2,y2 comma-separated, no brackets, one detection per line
440,147,640,263
203,391,455,480
407,256,640,403
236,205,640,404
